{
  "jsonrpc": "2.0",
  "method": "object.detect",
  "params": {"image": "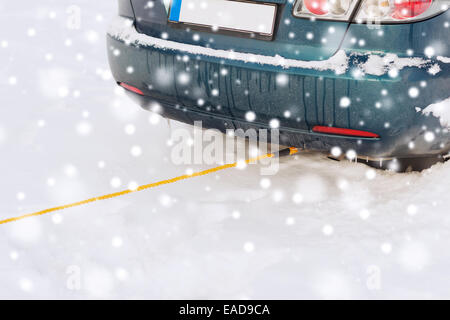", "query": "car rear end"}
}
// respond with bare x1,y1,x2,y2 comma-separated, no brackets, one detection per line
107,0,450,163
